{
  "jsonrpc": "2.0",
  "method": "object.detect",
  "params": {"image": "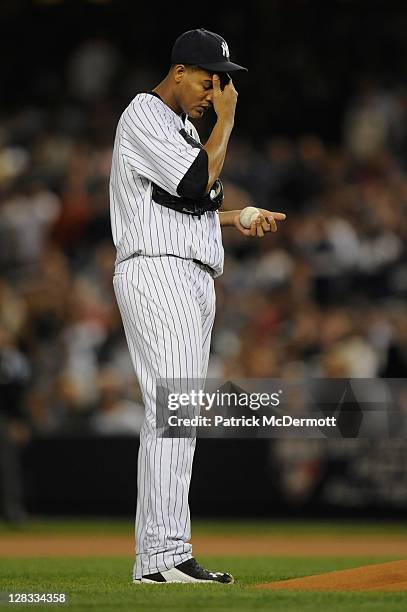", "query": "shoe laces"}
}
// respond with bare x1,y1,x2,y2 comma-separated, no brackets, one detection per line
188,557,213,578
